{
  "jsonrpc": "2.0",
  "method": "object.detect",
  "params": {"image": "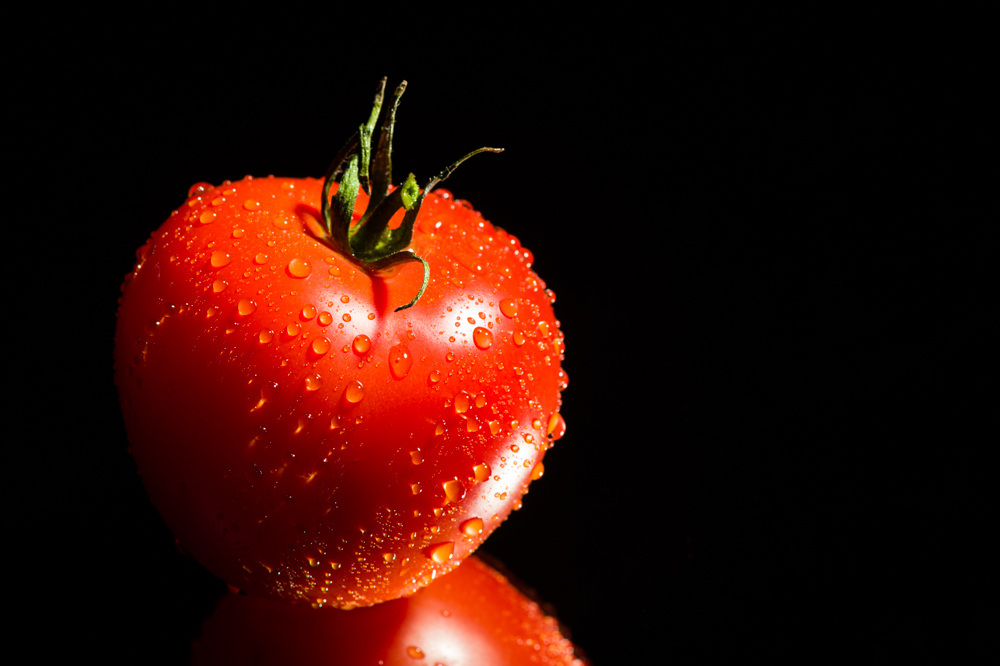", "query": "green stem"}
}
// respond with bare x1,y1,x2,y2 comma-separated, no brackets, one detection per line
318,78,501,311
